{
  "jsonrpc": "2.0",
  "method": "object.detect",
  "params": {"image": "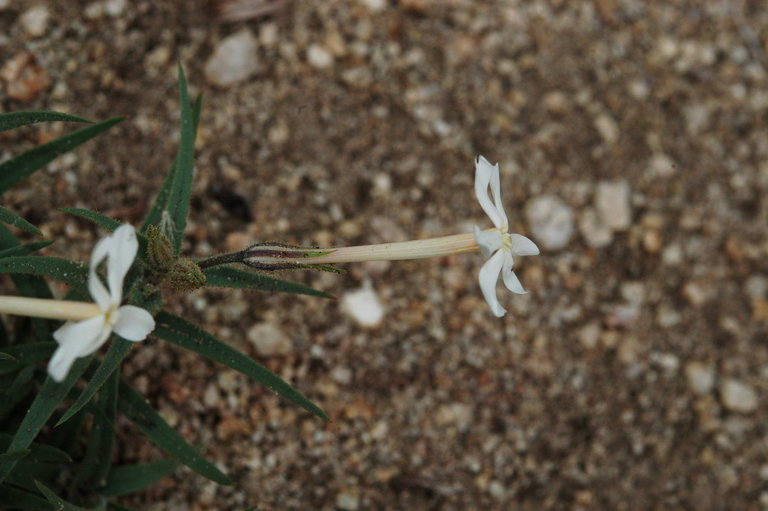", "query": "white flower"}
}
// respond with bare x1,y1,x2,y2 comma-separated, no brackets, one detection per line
47,225,155,382
473,156,539,317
